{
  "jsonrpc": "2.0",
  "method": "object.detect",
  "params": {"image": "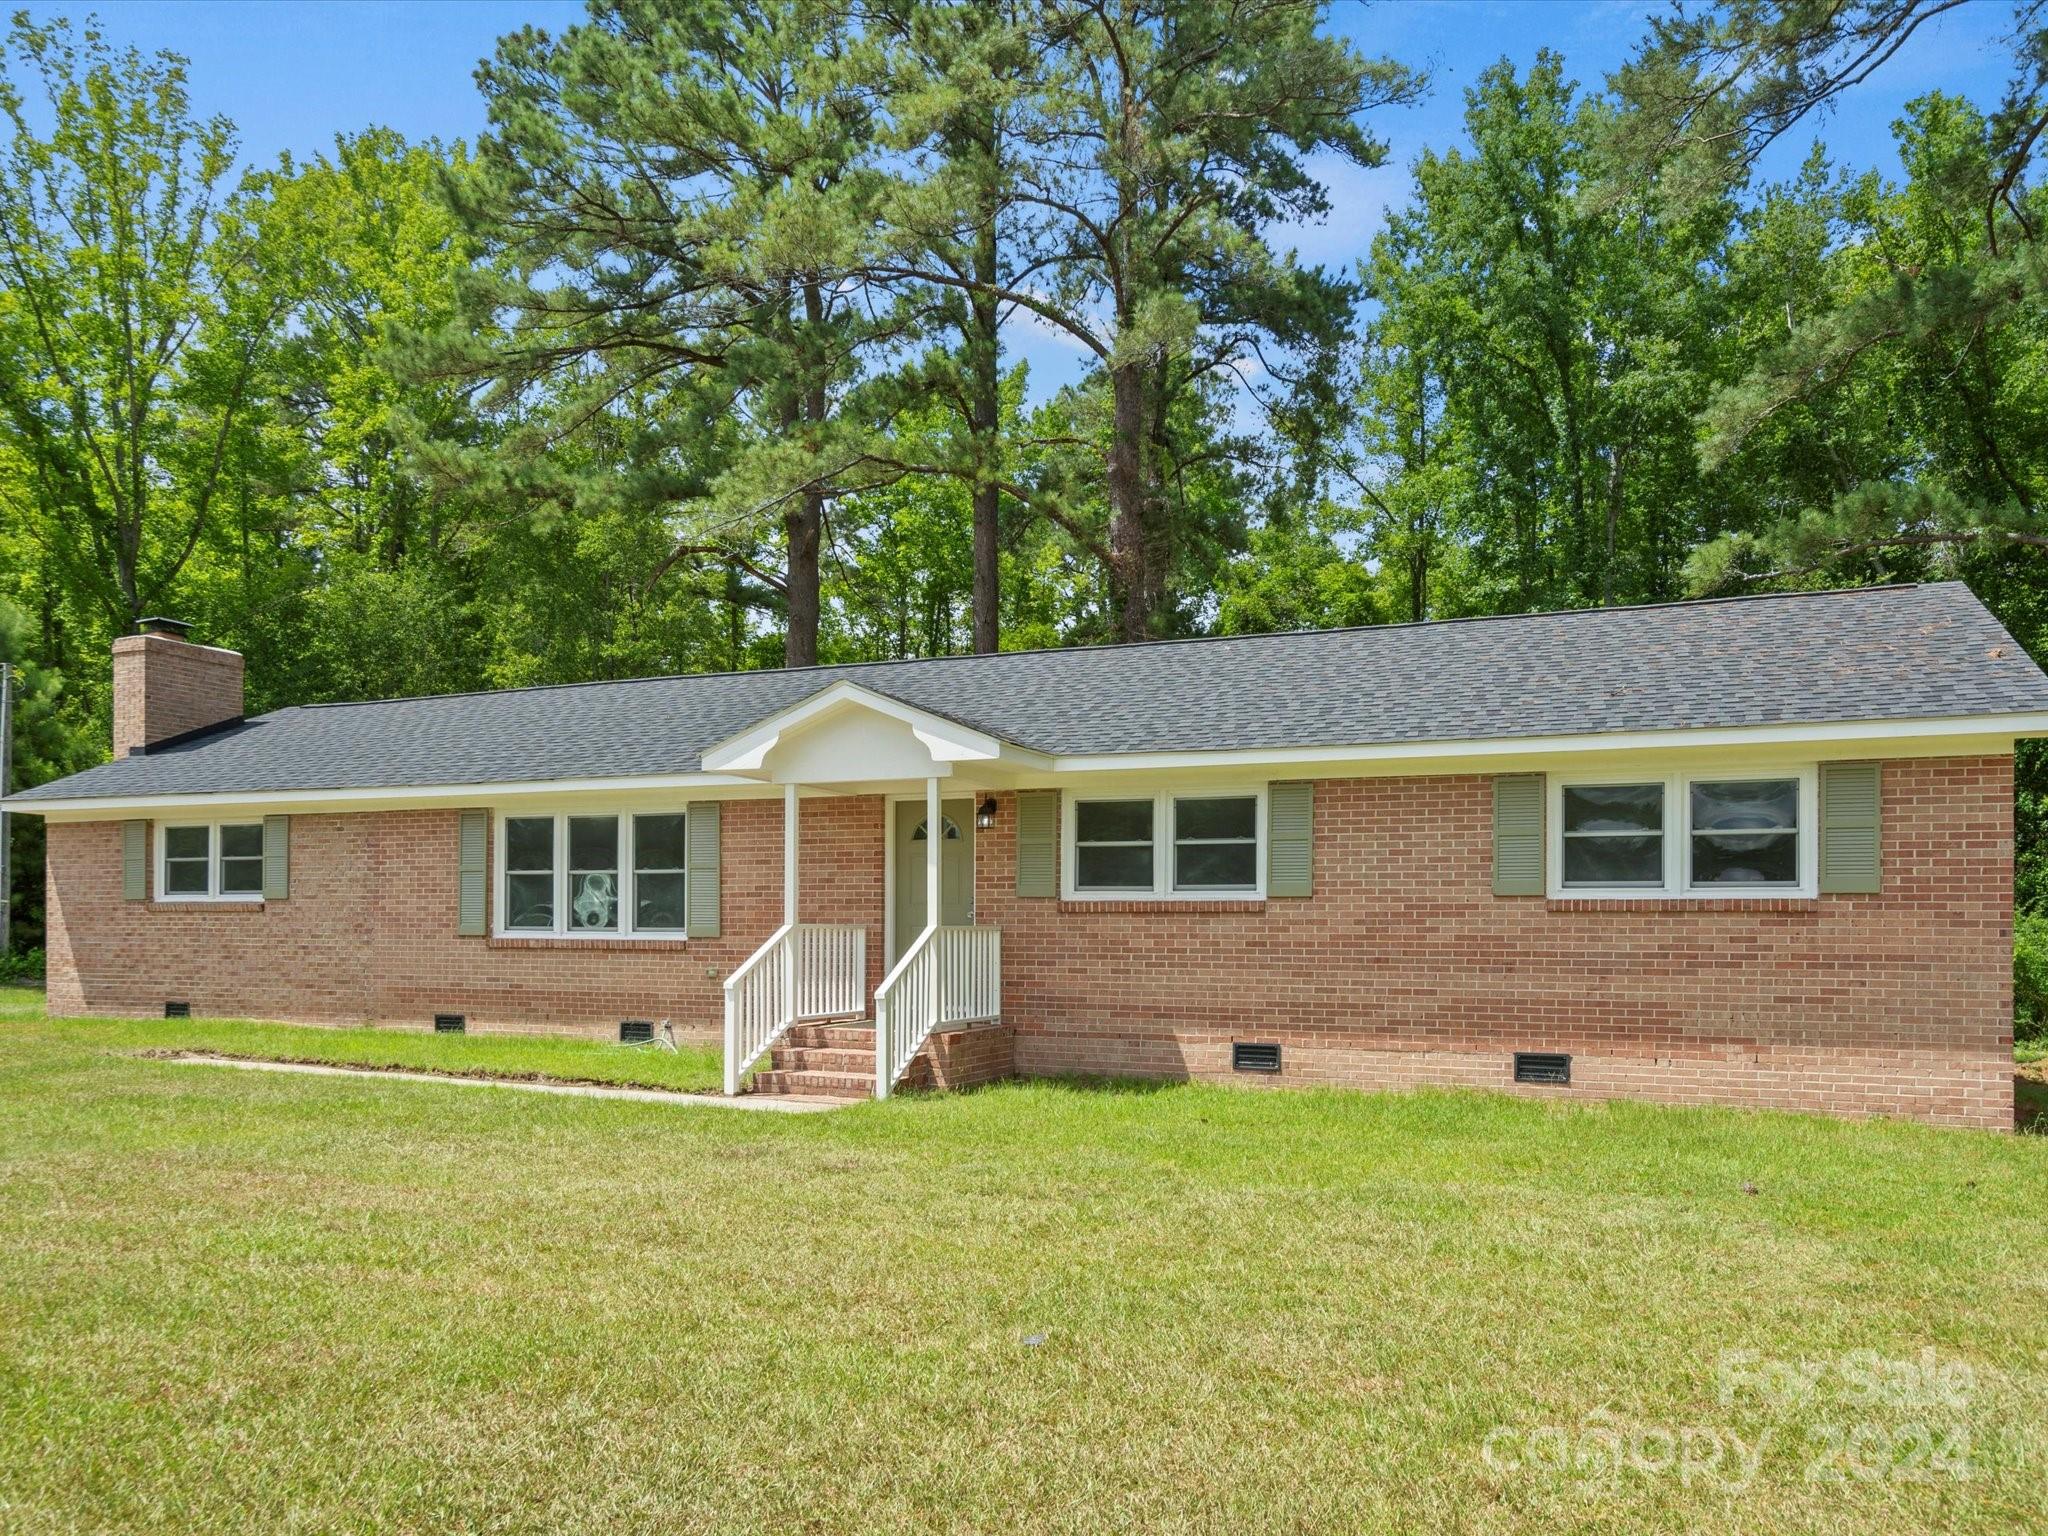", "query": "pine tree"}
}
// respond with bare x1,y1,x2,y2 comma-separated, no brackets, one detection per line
865,0,1040,654
420,0,902,668
866,0,1420,641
